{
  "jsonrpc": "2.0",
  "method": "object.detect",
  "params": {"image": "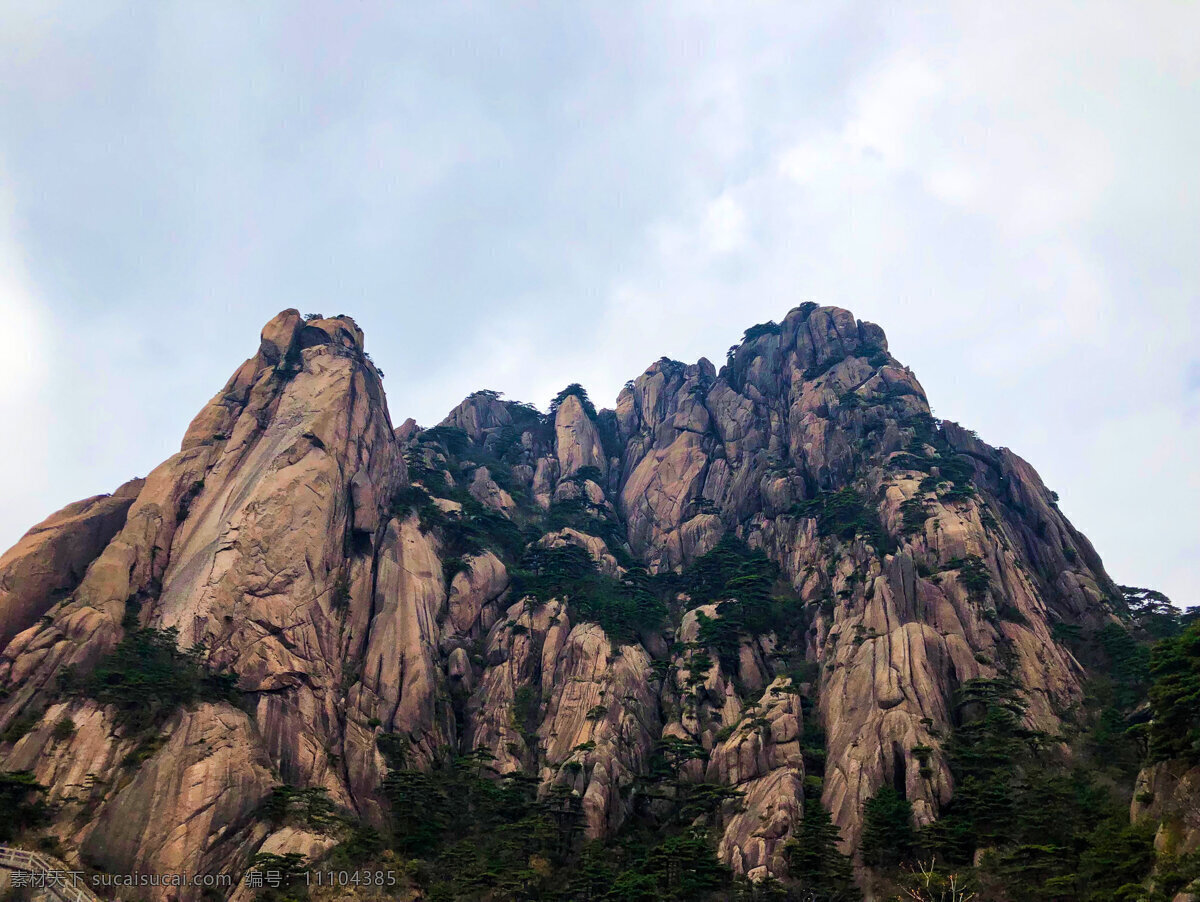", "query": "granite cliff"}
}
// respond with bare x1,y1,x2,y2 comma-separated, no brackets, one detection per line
0,305,1167,901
